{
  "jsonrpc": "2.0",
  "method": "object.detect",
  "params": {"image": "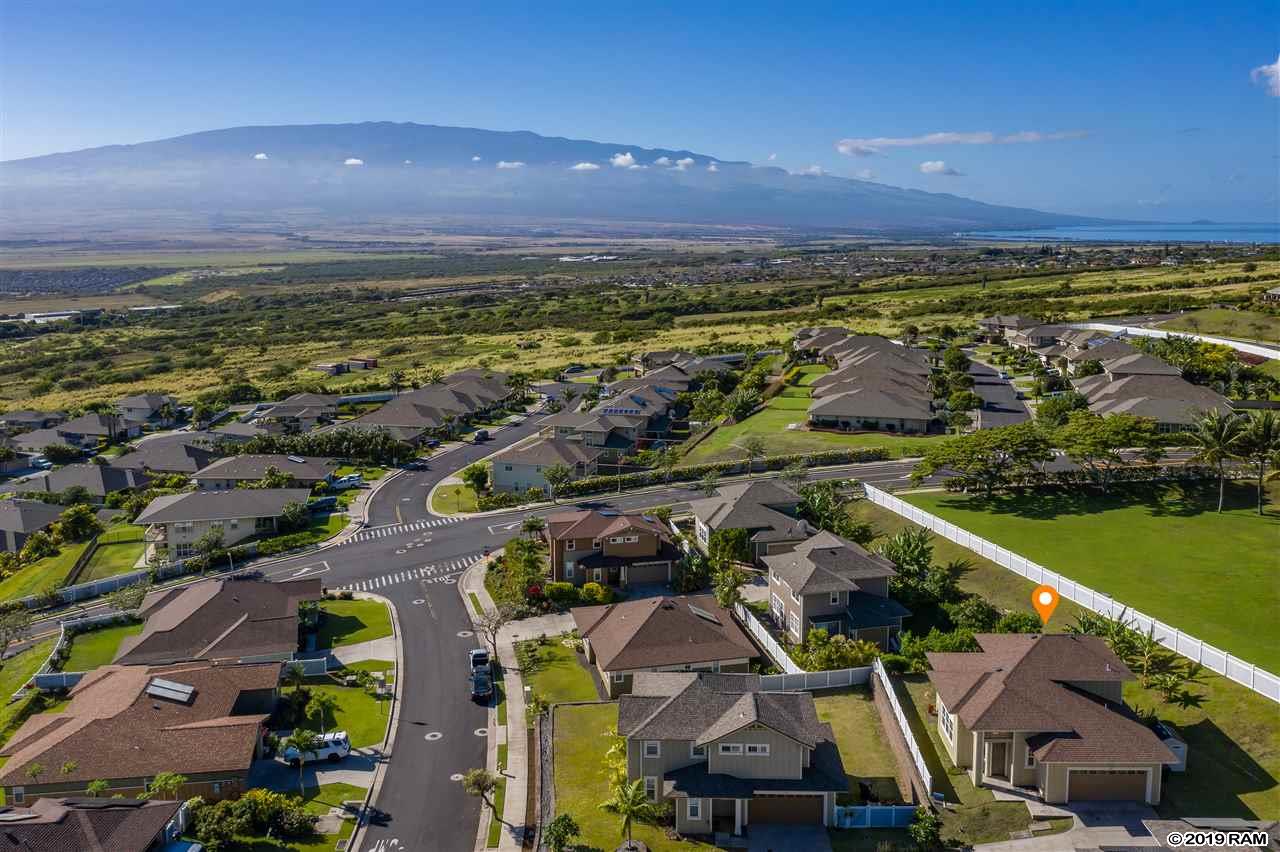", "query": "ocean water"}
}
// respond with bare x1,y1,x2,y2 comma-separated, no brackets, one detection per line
966,223,1280,244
